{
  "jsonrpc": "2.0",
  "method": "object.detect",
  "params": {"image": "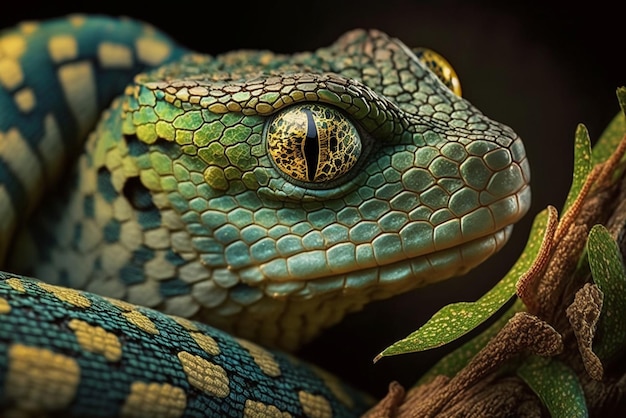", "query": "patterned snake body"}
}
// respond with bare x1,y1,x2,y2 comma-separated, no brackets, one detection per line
0,15,531,417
